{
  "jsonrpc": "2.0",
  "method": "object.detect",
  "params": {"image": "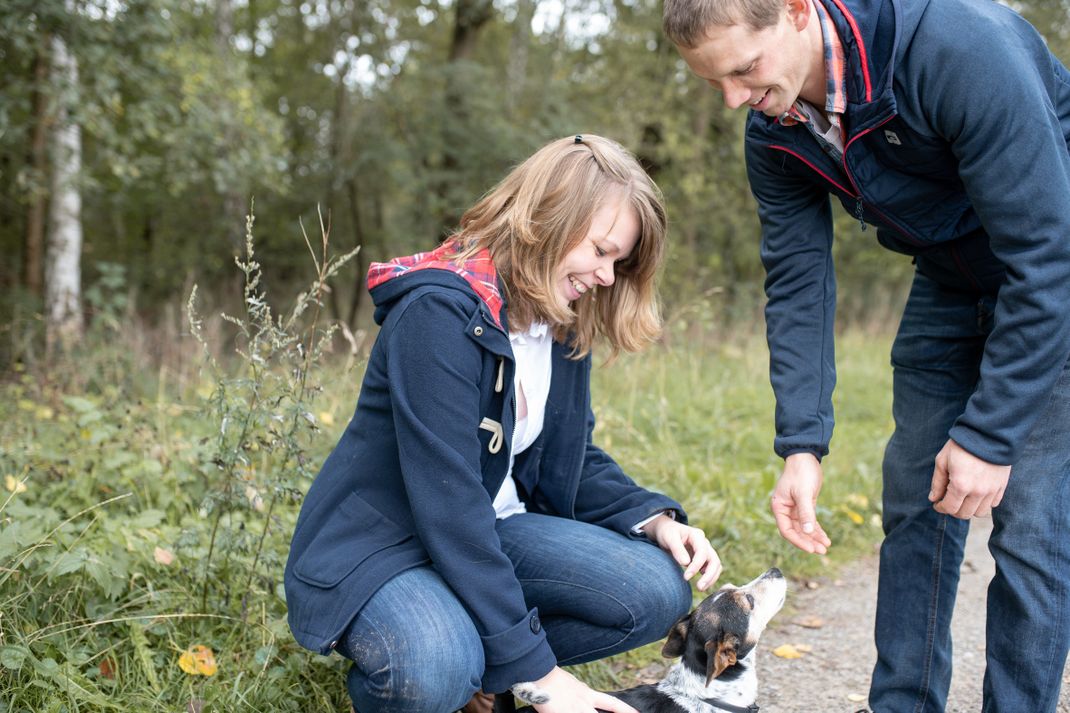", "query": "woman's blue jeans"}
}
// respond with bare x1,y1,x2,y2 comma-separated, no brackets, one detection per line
336,512,692,713
870,271,1070,713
